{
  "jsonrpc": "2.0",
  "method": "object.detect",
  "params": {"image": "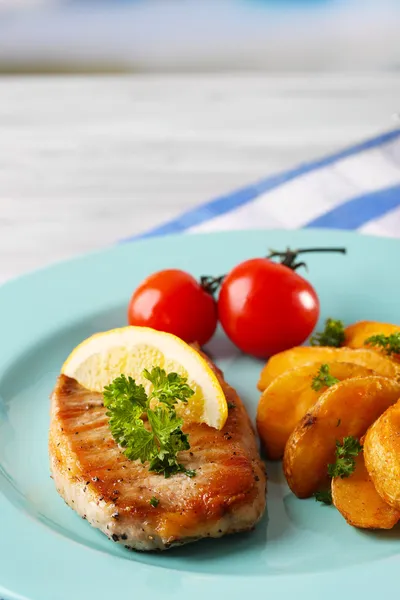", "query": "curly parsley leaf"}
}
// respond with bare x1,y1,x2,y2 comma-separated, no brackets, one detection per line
104,368,195,478
364,332,400,356
123,426,157,462
144,367,195,407
310,318,345,347
147,405,187,441
103,375,148,446
327,436,362,479
148,406,192,477
314,490,332,505
311,364,340,392
103,374,148,411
